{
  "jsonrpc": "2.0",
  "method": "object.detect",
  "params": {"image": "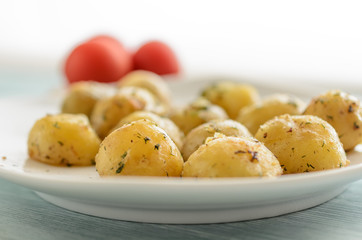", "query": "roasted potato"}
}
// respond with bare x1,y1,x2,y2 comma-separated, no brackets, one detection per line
169,98,228,135
61,81,116,118
96,119,183,177
112,111,184,149
303,90,362,151
28,114,101,166
117,70,171,109
255,114,349,174
182,135,282,178
237,94,305,135
201,81,260,119
90,86,165,139
181,119,251,161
